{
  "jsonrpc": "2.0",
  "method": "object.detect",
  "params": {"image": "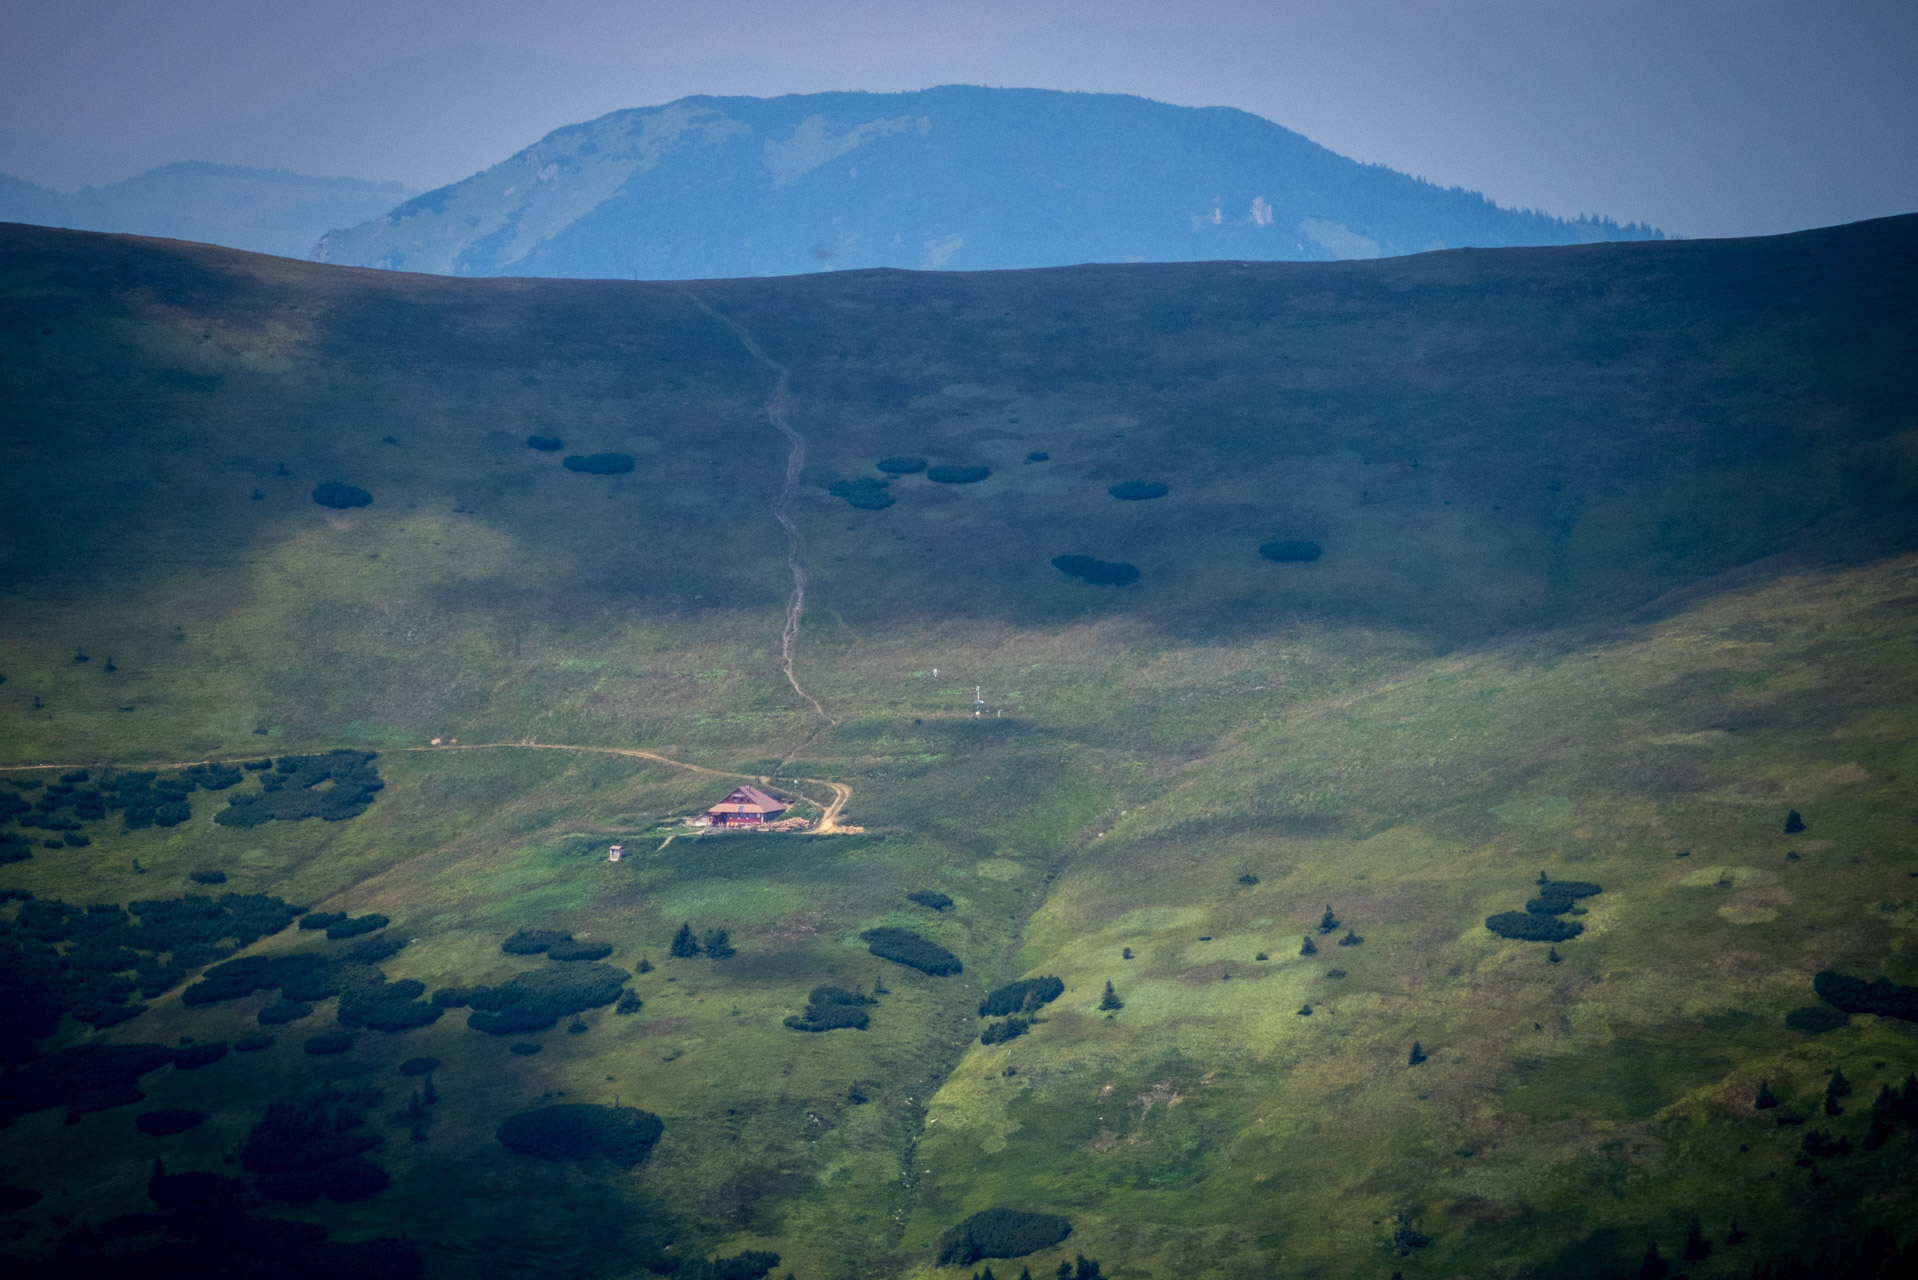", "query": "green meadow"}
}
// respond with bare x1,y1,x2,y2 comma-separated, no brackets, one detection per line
1,217,1915,1278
